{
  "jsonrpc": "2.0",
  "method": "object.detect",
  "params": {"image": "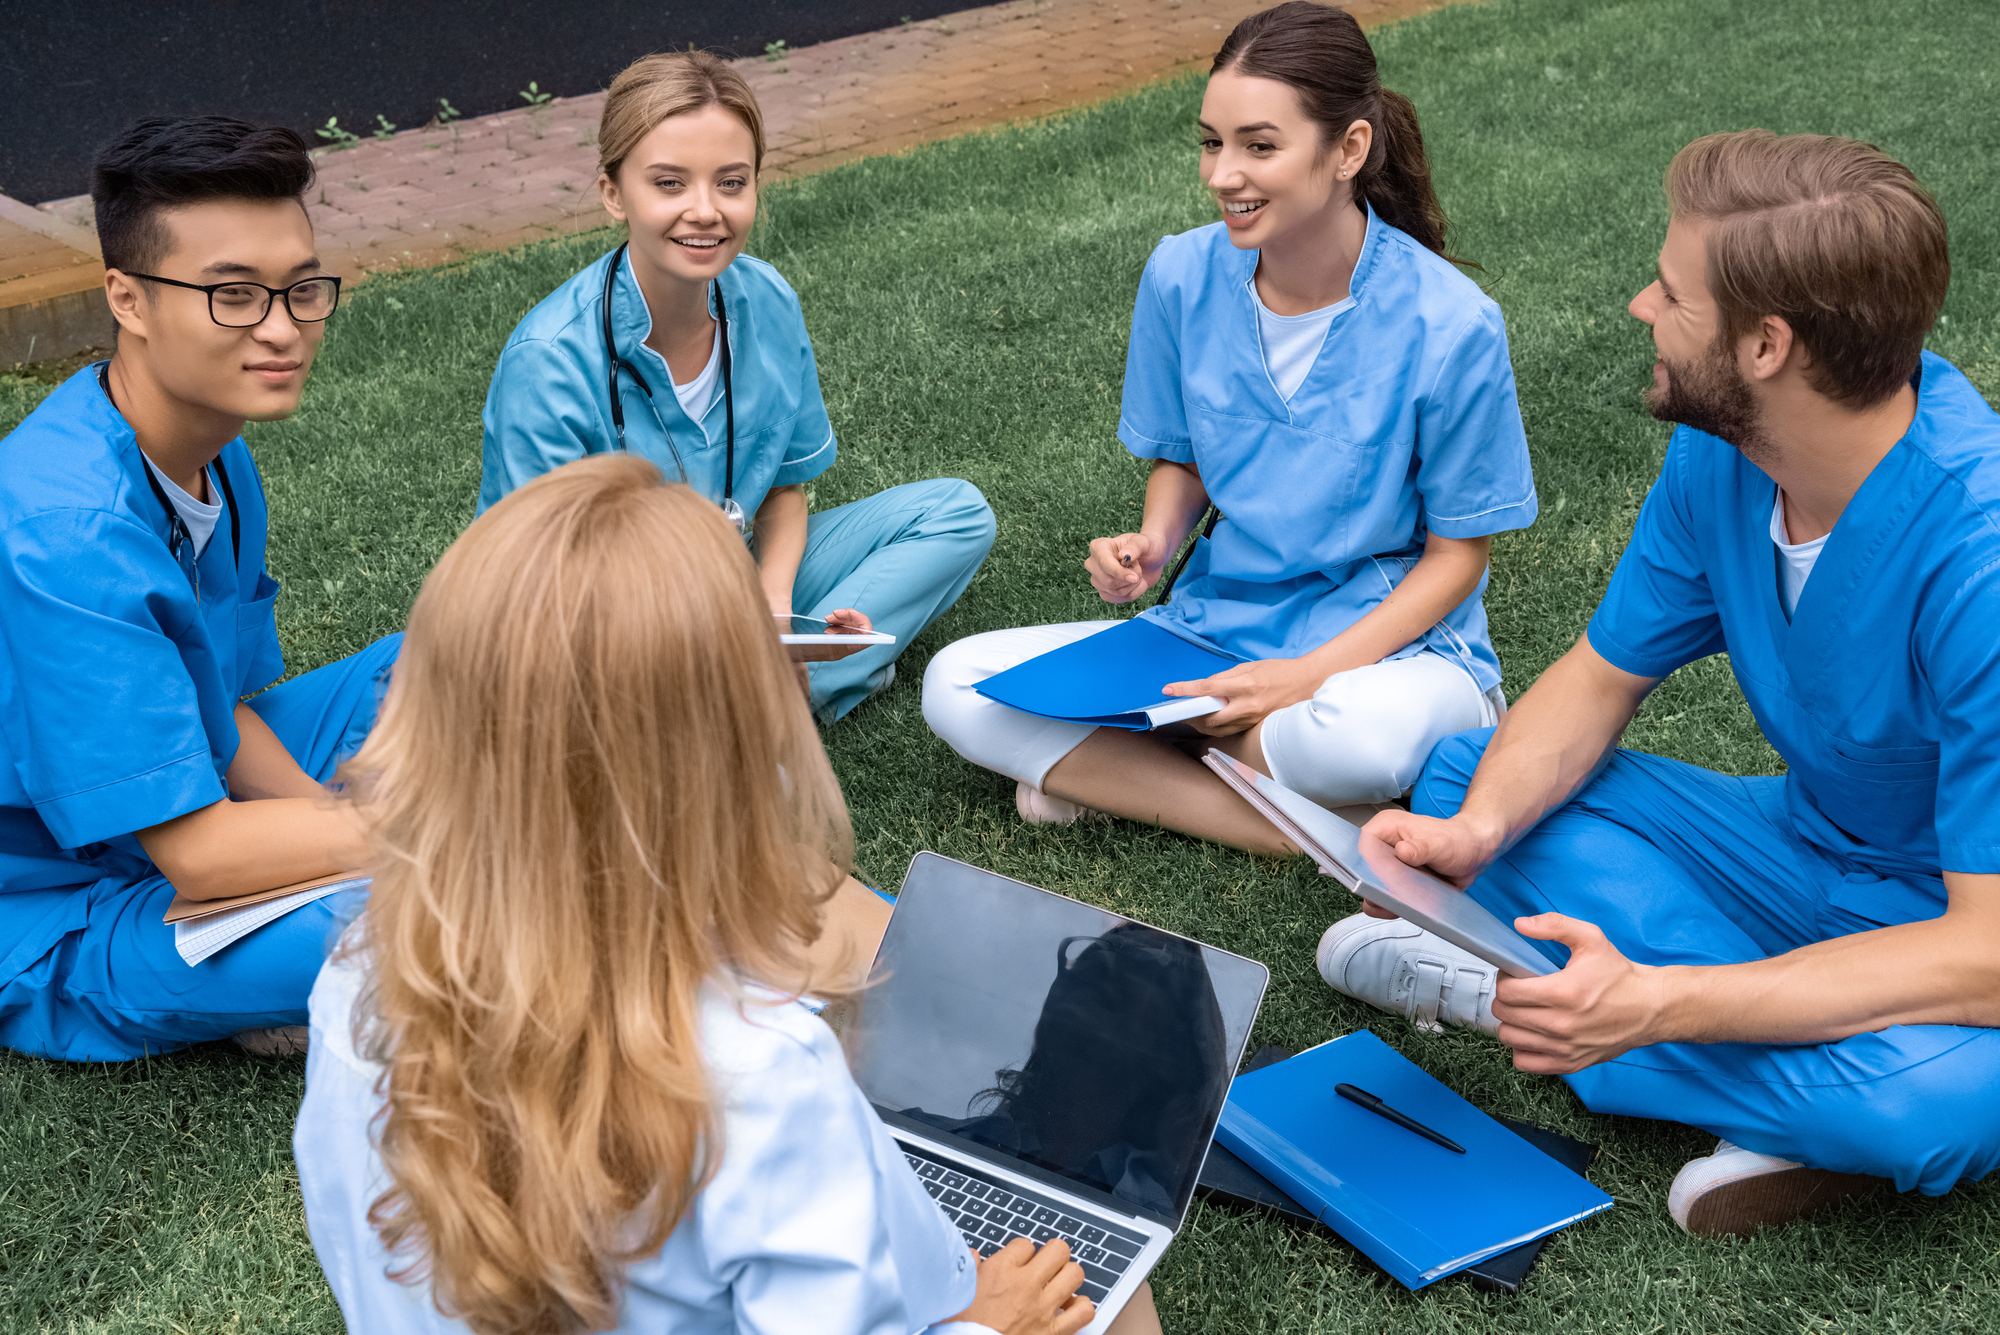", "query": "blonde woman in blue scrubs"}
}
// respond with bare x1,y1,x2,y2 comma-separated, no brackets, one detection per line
924,3,1538,852
480,51,994,724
